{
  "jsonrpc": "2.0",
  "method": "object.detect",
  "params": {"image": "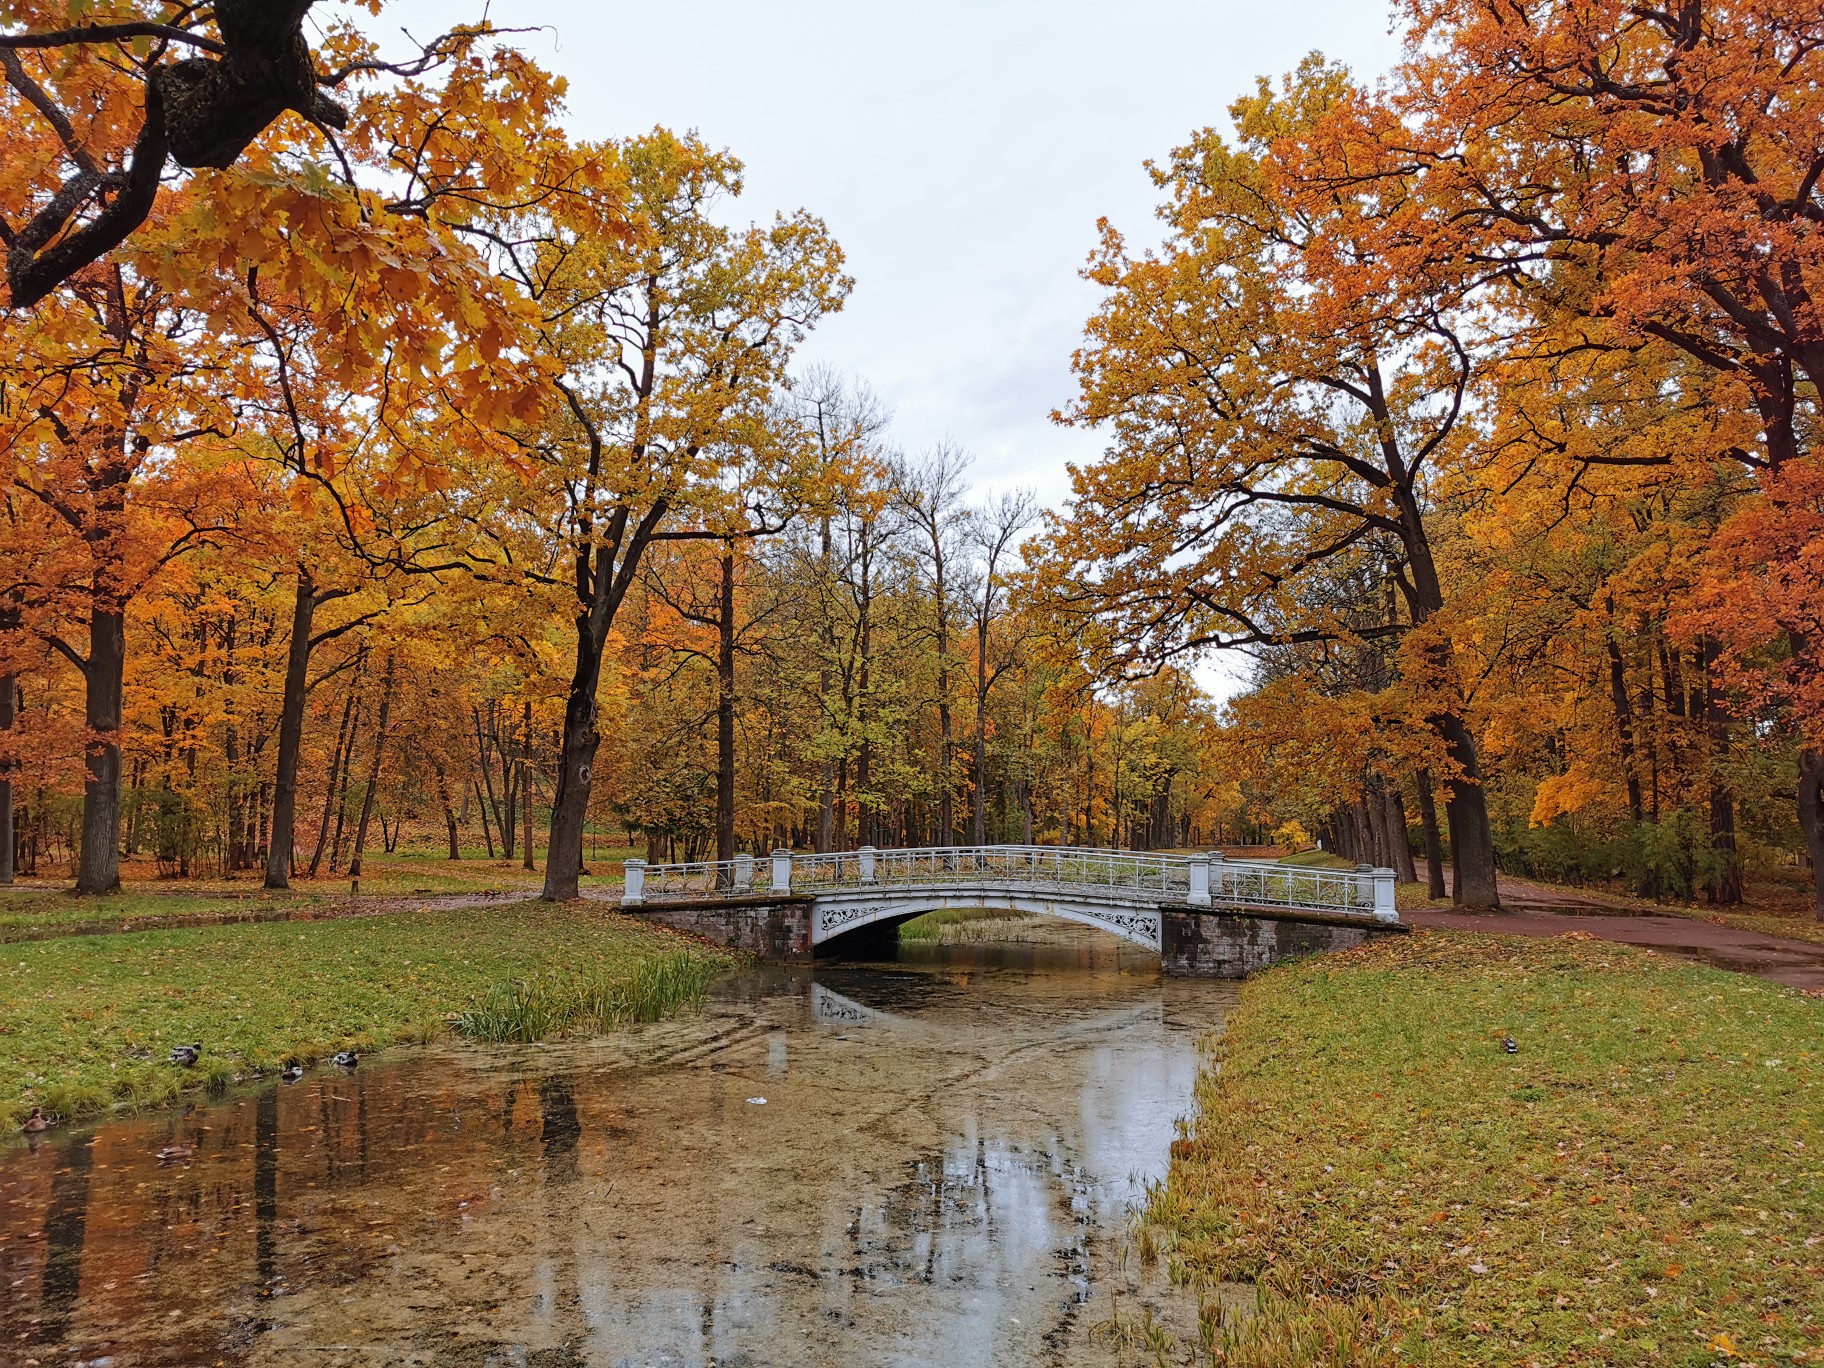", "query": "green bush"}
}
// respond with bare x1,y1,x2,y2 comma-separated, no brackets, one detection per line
1495,809,1735,898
